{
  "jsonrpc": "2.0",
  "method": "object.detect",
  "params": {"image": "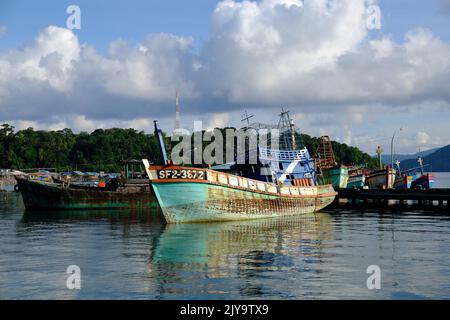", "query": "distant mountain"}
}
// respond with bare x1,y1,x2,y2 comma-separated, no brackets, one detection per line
400,145,450,172
379,148,440,164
